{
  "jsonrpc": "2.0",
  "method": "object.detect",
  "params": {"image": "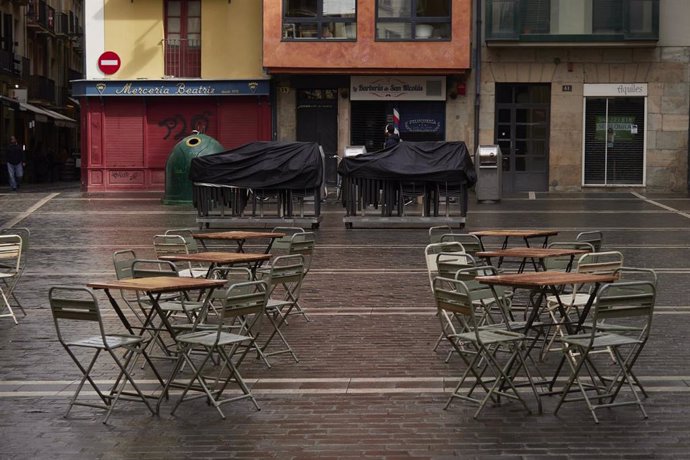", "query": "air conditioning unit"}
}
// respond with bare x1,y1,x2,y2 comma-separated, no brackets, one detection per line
10,88,27,103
